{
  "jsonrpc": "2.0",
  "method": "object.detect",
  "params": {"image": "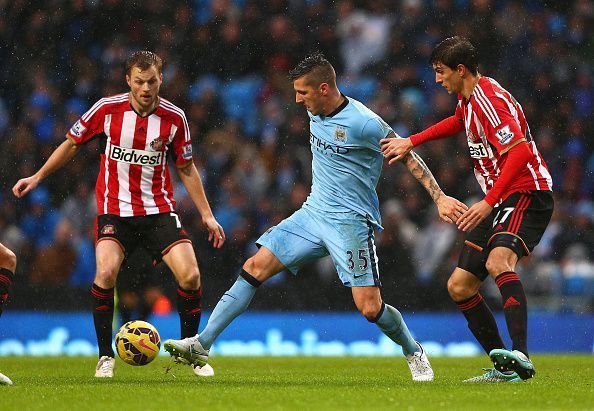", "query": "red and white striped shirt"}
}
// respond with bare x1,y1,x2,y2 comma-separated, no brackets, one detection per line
67,93,193,217
455,77,553,202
